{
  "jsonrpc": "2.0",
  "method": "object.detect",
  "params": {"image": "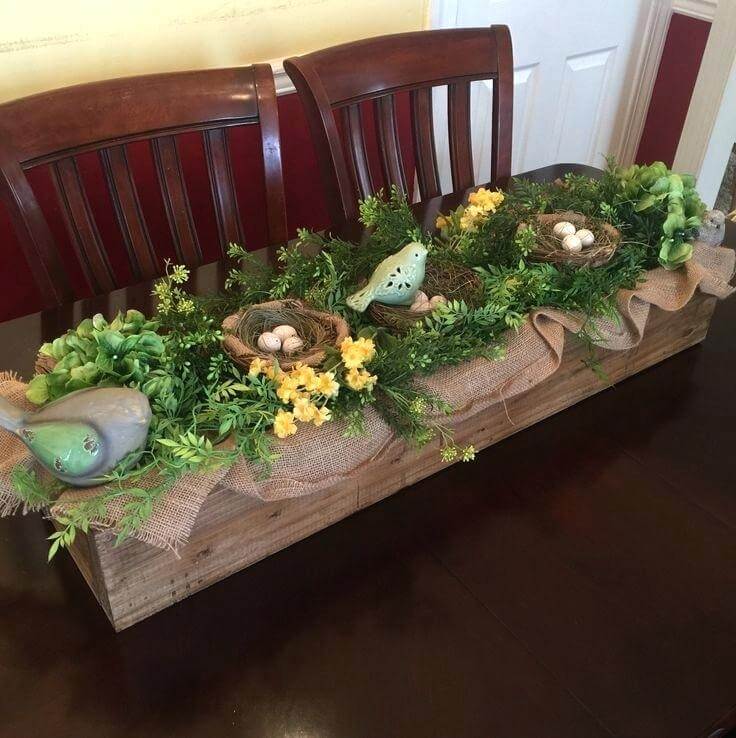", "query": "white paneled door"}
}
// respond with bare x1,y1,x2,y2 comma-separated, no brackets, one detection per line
431,0,651,188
